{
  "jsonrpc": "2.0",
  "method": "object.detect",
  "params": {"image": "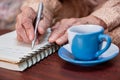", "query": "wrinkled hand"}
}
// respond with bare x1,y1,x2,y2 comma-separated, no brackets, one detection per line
49,15,107,45
16,7,52,43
